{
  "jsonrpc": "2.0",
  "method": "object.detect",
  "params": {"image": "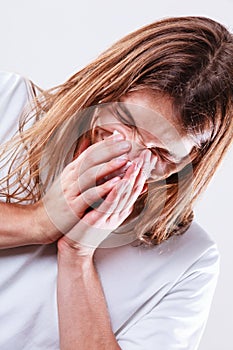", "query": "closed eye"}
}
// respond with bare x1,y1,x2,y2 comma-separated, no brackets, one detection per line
149,147,178,164
93,127,112,140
